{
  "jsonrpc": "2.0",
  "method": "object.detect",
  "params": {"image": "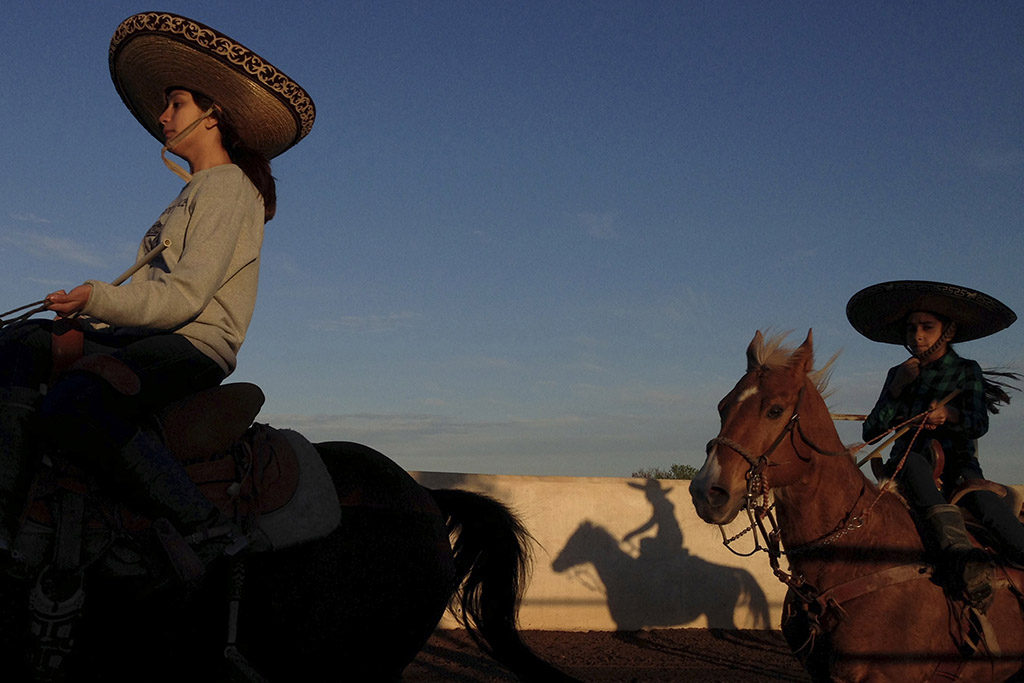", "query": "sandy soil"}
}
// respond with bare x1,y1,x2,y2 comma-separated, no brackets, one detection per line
405,628,811,682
